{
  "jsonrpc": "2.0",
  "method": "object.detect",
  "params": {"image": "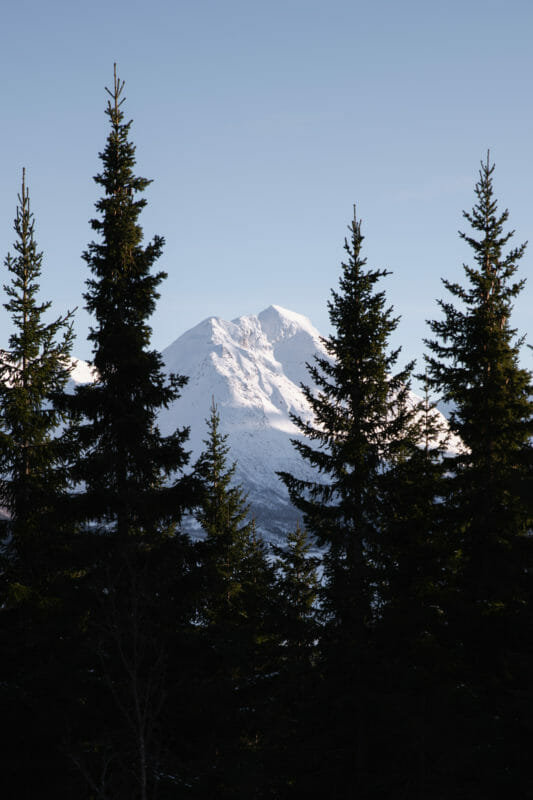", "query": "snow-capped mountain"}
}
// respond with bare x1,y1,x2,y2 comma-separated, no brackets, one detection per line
68,305,457,542
159,305,326,540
